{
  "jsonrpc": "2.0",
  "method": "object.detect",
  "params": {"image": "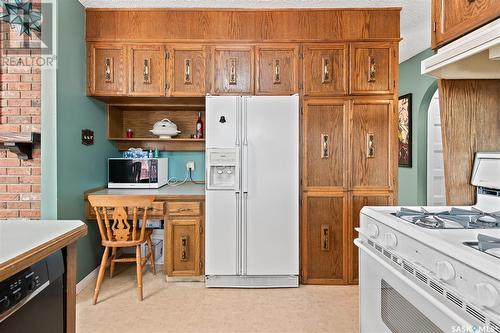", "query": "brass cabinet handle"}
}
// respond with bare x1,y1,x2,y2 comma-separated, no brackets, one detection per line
321,224,330,251
368,56,376,82
322,57,331,83
177,207,193,213
180,235,189,261
321,133,329,159
143,58,151,84
184,58,192,84
229,58,237,85
273,59,281,84
366,133,375,158
104,57,113,83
